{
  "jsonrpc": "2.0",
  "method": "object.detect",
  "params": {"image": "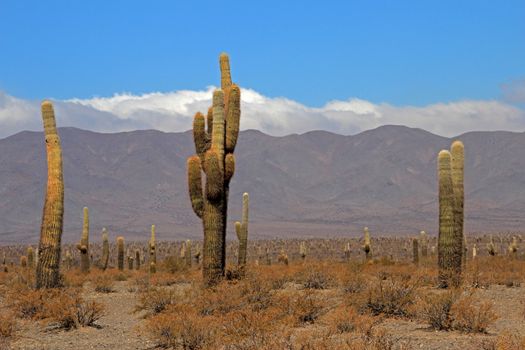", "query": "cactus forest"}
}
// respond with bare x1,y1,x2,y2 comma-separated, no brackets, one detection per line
1,5,525,346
